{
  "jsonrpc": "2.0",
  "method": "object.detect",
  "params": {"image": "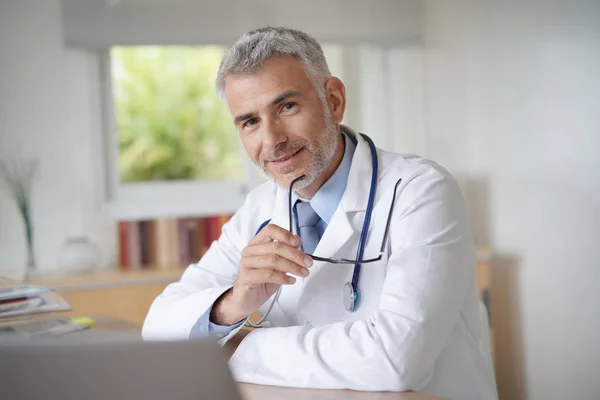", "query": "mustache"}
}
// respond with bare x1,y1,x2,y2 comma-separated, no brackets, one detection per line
259,141,307,165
